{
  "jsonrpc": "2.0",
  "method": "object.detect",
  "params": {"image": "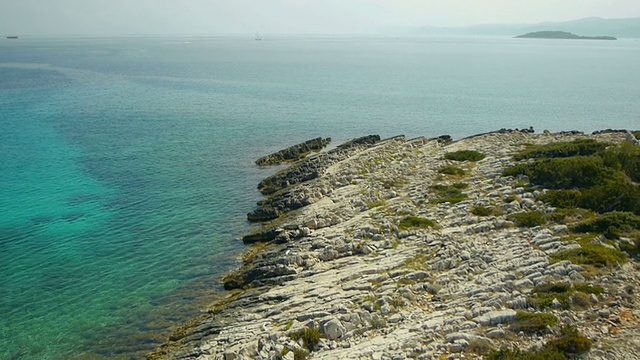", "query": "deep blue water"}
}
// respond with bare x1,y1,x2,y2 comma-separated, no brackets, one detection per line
0,35,638,359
